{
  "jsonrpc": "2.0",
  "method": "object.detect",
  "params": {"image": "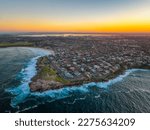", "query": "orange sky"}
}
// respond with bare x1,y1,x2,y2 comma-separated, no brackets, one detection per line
1,23,150,33
0,0,150,33
1,20,150,33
